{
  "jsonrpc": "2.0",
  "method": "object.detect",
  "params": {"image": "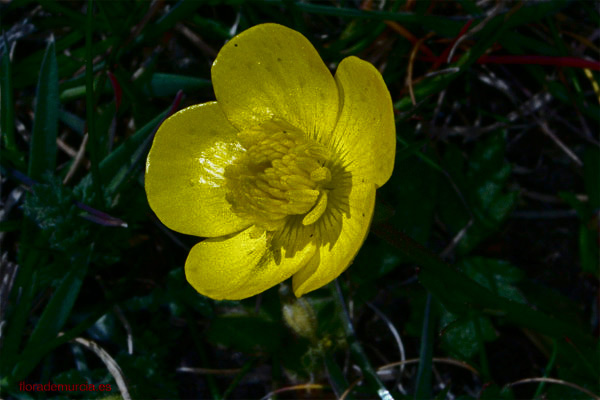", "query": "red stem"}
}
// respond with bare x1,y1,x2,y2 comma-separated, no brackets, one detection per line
421,54,600,71
432,19,474,70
